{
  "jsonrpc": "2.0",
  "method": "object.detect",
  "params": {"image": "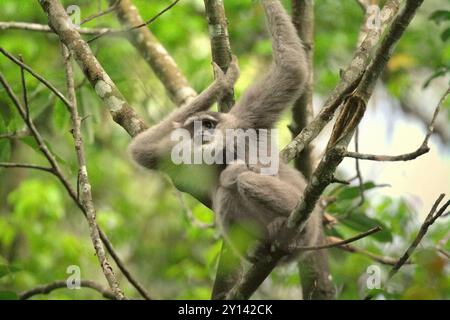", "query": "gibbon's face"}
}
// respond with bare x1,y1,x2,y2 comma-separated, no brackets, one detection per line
181,111,237,146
